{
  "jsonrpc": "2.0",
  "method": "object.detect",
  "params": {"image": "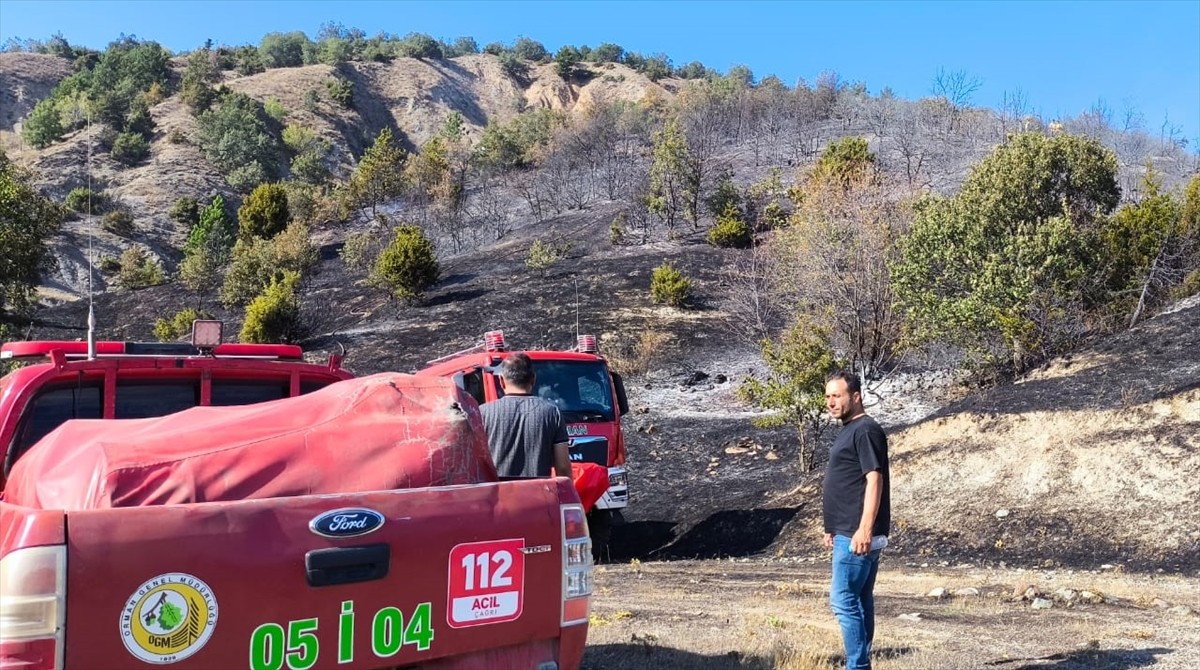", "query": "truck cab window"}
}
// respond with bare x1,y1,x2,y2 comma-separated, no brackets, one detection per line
461,368,485,405
211,380,288,406
114,382,199,419
14,383,103,457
